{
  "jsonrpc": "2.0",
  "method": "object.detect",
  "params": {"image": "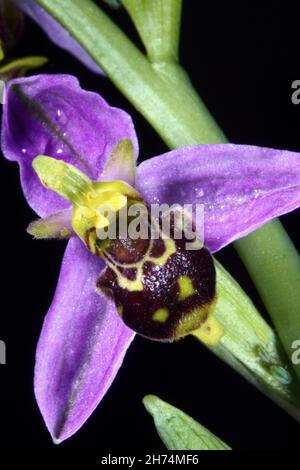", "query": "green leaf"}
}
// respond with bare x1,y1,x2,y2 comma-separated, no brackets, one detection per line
143,395,231,450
